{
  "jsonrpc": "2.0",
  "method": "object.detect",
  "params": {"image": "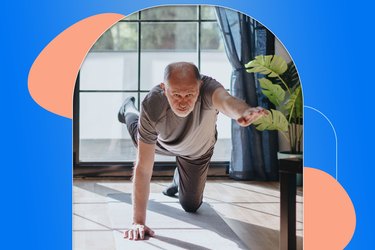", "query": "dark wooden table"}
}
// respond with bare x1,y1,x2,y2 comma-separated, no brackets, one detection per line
279,158,303,250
